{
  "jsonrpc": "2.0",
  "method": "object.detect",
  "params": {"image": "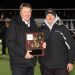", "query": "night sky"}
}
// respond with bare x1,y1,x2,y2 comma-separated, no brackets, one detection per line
0,0,75,9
